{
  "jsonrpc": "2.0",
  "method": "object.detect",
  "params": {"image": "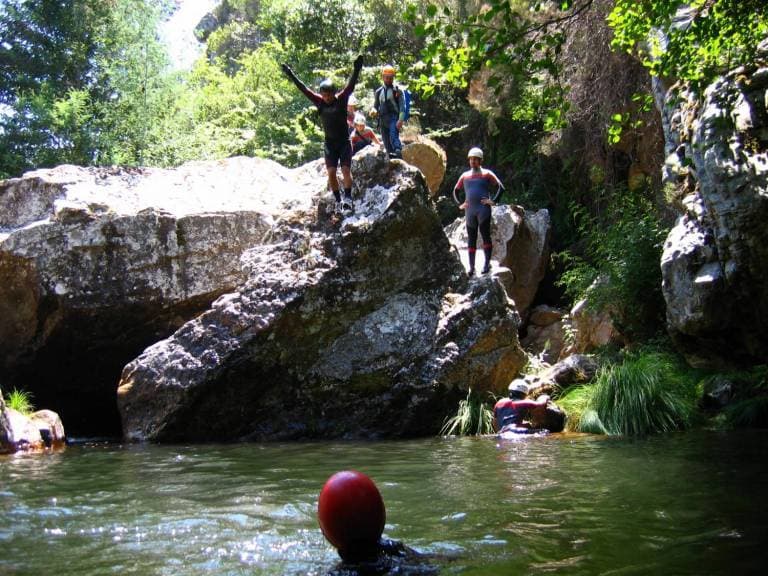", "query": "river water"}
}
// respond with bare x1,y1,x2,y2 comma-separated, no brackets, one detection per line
1,430,766,575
